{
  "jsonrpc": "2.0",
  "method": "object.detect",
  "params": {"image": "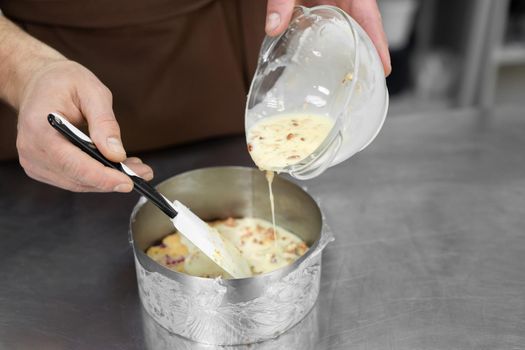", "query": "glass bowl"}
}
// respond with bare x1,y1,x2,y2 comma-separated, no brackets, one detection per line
245,5,389,179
